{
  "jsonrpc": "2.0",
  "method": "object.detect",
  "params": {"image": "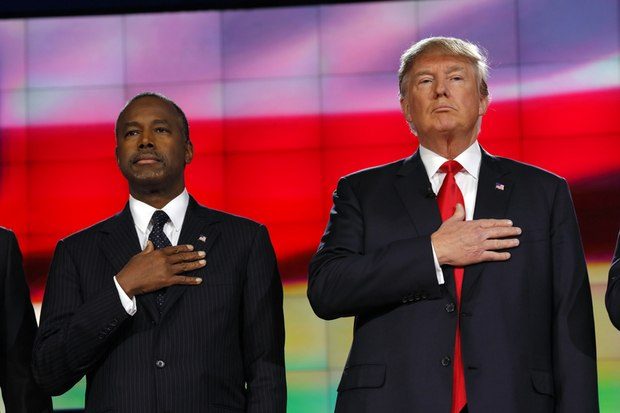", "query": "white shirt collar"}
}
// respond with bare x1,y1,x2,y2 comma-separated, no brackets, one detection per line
129,189,190,233
419,140,482,179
